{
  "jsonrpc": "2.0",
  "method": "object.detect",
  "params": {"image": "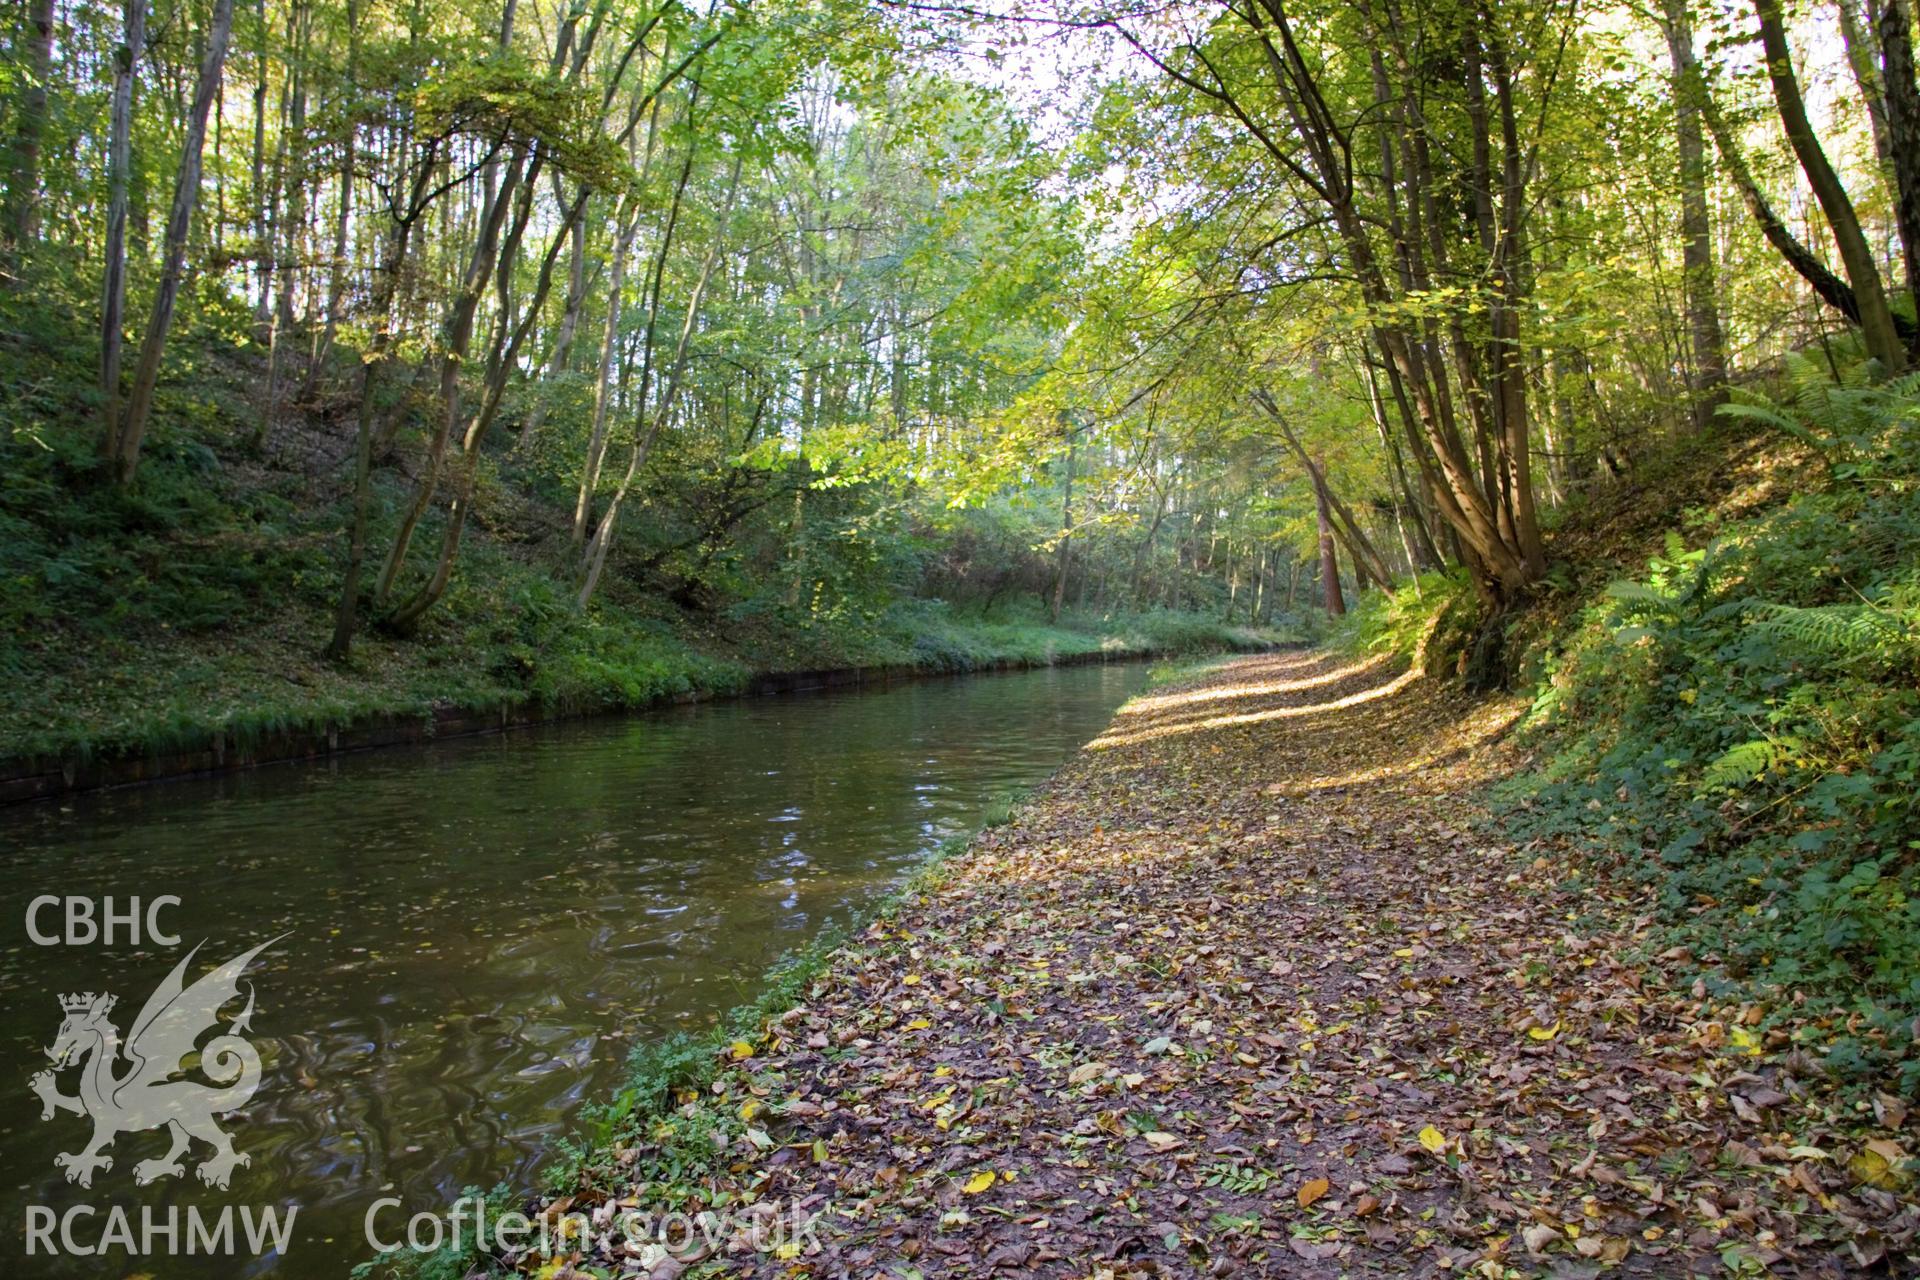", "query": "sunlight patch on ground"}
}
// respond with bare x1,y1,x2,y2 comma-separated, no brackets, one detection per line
1091,664,1421,751
1116,653,1399,716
